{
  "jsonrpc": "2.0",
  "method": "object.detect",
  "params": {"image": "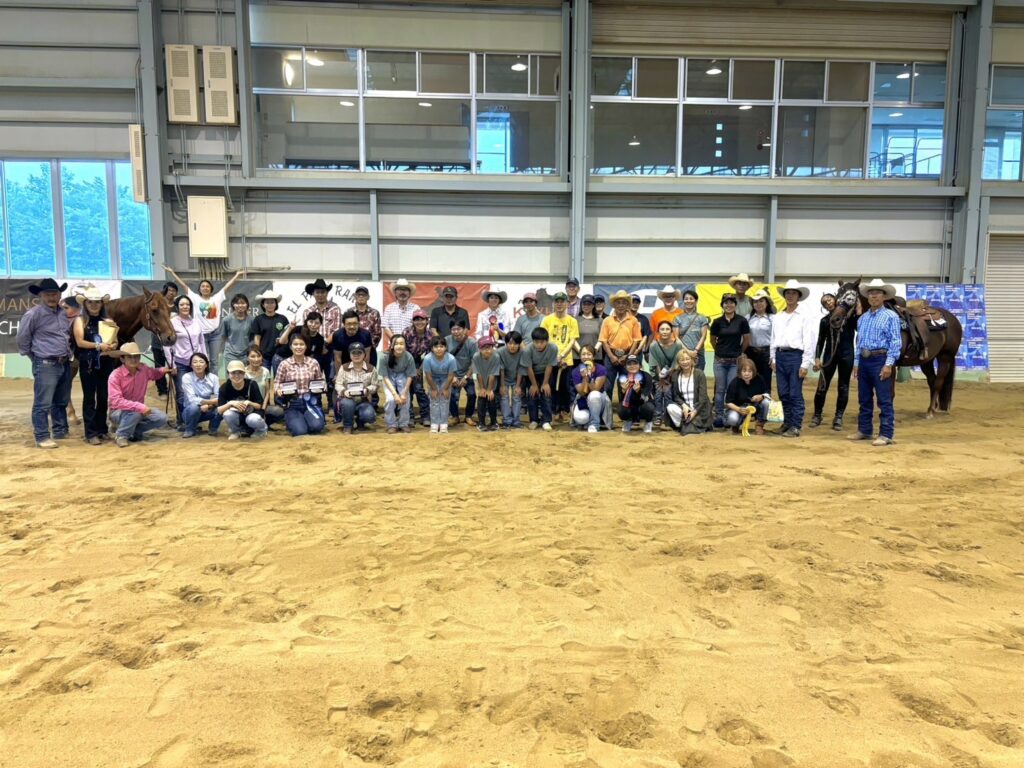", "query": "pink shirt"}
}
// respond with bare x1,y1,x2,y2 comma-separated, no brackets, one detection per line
108,364,167,413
